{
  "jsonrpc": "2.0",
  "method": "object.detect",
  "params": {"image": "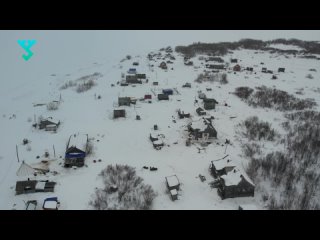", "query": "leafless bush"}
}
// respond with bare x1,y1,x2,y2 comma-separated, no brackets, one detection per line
76,79,96,93
241,116,278,141
306,74,314,79
242,142,261,158
90,165,157,210
234,87,254,99
249,86,316,111
220,73,228,84
59,80,76,90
